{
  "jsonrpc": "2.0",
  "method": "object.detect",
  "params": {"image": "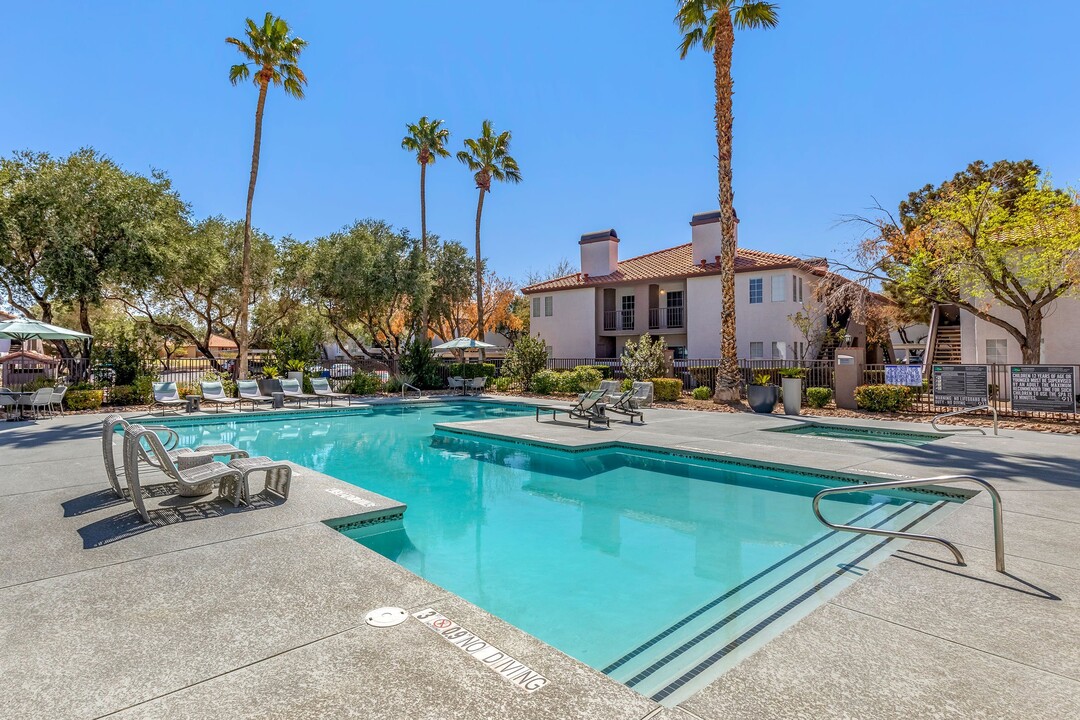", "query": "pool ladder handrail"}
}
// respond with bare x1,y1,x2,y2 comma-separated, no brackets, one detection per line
931,404,998,435
400,381,422,400
812,474,1005,573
